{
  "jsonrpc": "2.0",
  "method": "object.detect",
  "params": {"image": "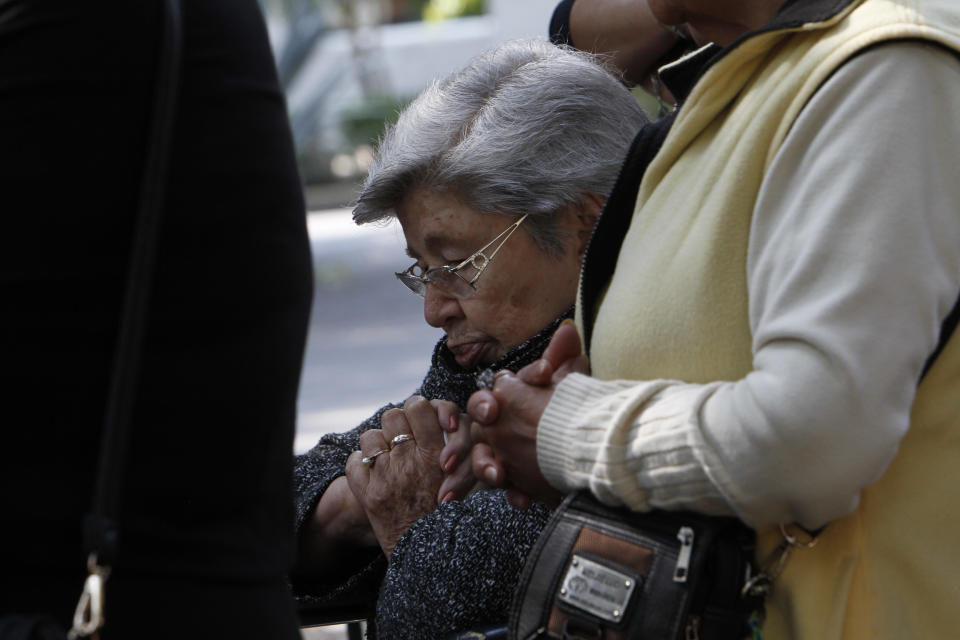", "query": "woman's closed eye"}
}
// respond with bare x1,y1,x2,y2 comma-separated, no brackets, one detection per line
422,261,460,272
